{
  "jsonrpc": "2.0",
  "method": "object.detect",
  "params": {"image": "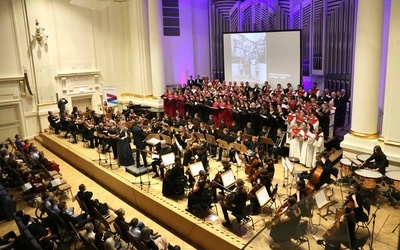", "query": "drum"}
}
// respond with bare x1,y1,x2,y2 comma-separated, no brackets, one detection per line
355,169,383,190
356,154,374,162
386,170,400,192
340,159,353,177
356,154,374,168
